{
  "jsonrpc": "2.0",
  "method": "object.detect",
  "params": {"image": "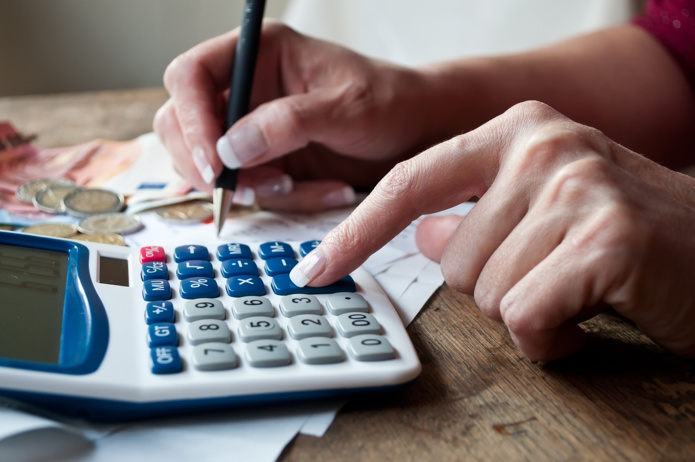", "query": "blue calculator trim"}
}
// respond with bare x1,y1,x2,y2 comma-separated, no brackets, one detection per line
0,380,416,421
0,232,109,375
